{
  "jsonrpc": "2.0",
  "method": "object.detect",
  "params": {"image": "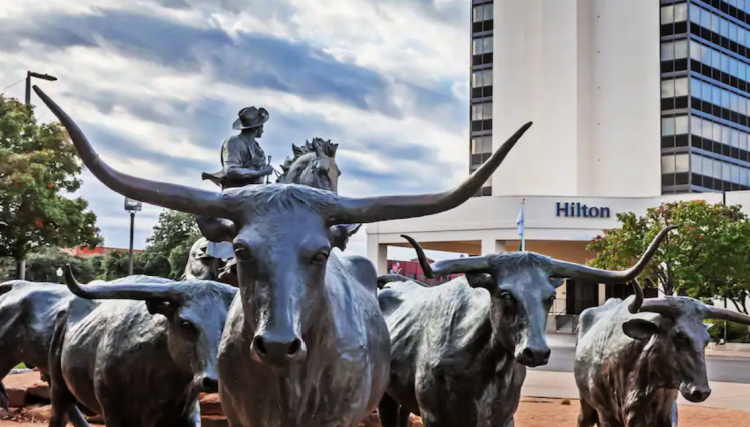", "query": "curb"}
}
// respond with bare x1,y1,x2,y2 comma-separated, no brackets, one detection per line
705,351,750,360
